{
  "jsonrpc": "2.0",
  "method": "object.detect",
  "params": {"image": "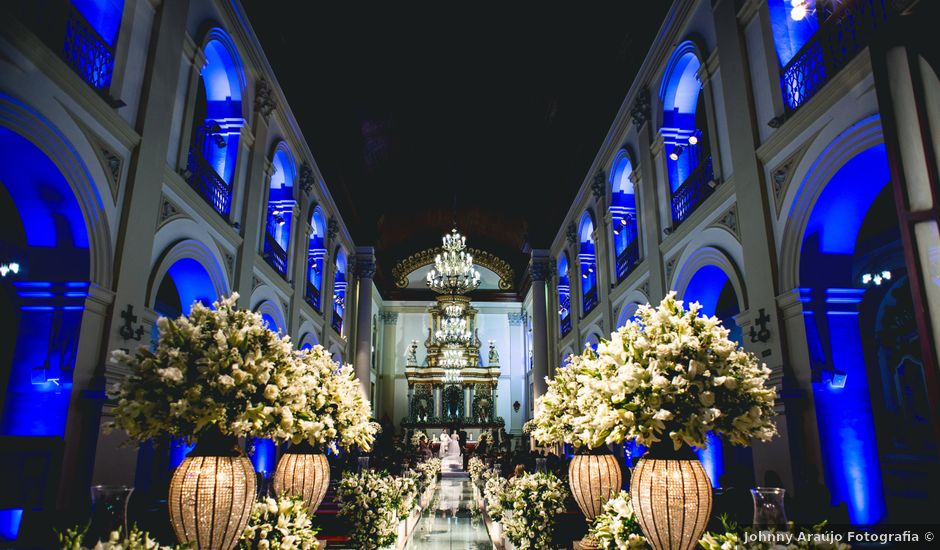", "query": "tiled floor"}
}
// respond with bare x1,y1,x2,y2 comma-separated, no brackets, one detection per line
405,479,493,549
